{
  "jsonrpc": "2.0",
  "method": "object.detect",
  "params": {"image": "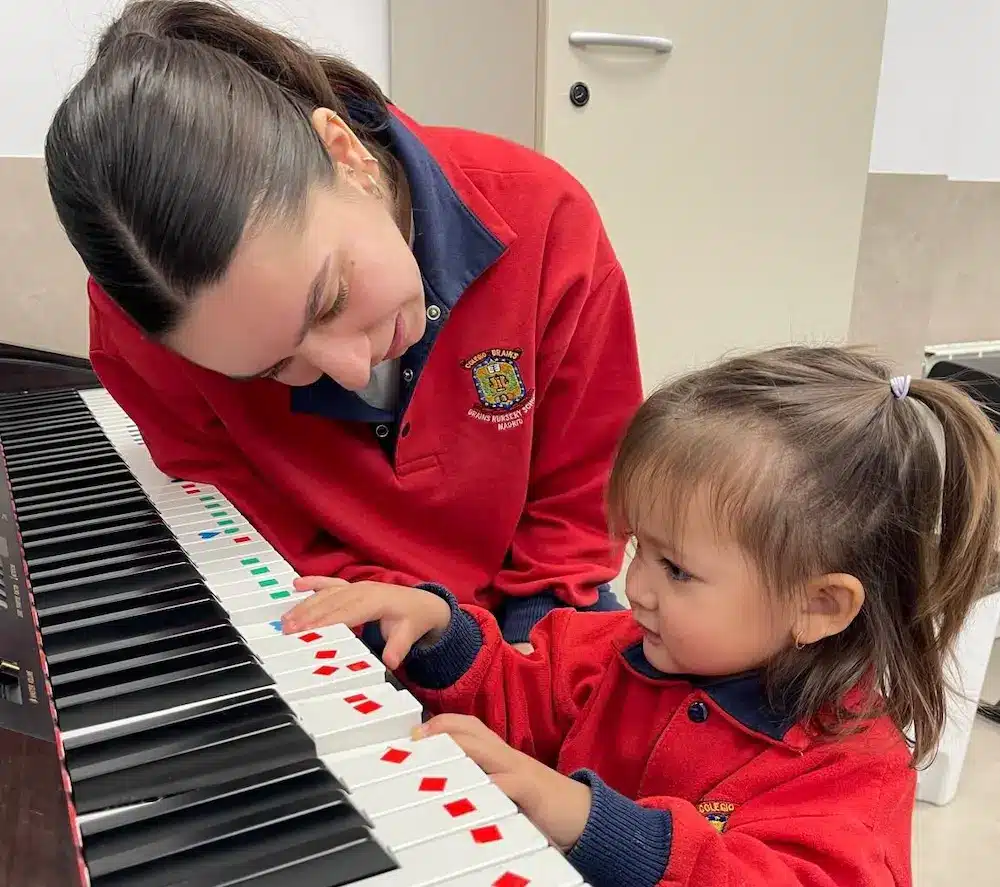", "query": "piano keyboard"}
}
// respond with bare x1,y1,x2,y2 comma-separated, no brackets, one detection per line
0,385,589,887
